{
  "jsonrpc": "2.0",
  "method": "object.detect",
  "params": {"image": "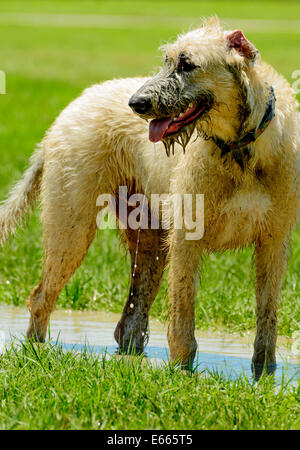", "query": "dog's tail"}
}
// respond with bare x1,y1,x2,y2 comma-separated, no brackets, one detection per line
0,145,44,246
